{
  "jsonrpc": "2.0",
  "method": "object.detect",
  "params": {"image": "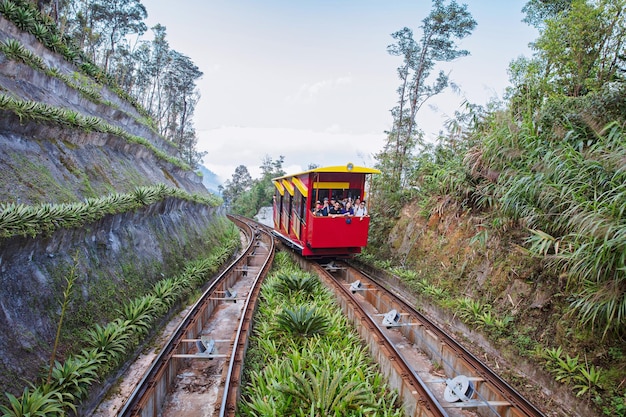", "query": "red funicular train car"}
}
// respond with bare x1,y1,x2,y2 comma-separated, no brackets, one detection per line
272,163,380,258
